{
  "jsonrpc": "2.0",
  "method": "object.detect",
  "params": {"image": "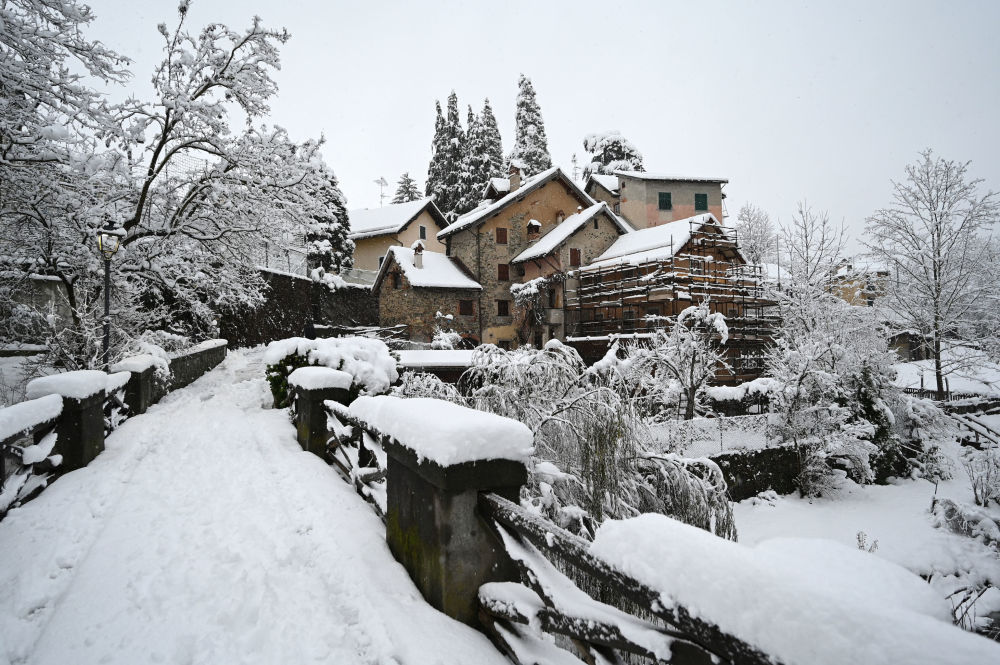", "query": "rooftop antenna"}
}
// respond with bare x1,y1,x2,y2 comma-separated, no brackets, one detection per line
374,177,388,207
571,153,579,182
